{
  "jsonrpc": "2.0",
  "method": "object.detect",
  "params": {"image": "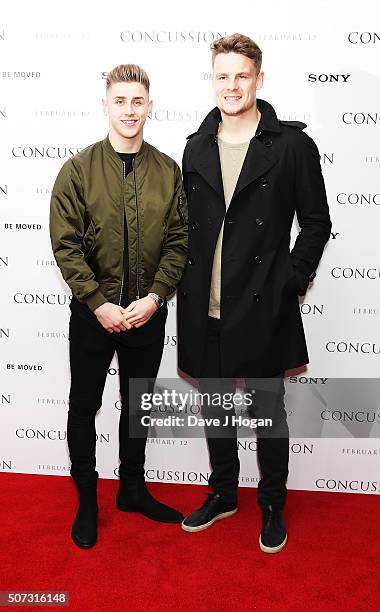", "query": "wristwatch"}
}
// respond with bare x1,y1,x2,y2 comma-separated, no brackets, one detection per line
148,292,165,308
